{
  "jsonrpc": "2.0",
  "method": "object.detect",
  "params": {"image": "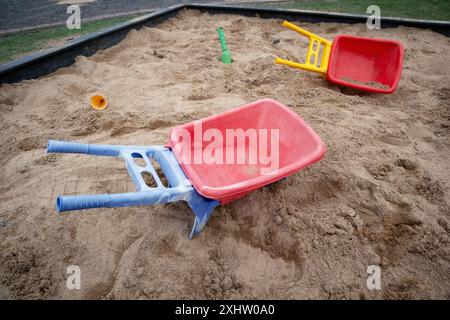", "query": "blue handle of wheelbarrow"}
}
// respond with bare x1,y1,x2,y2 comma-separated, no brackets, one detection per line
56,187,219,239
48,140,123,156
57,194,110,211
56,189,185,212
48,139,220,238
49,140,191,211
